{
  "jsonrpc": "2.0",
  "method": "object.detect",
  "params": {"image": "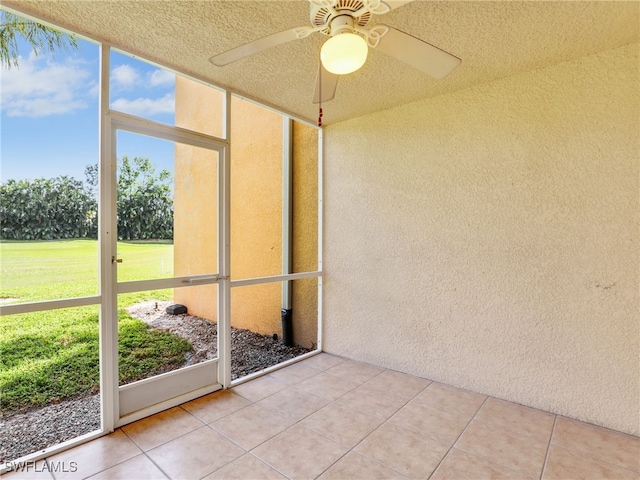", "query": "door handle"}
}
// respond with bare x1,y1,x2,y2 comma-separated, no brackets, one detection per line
181,275,220,285
112,256,123,264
